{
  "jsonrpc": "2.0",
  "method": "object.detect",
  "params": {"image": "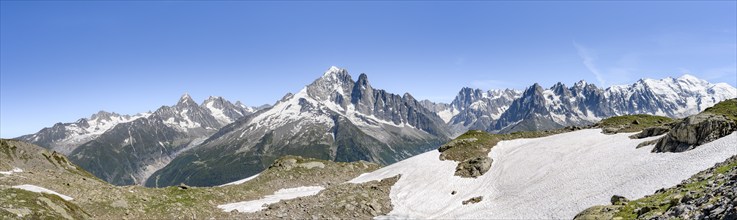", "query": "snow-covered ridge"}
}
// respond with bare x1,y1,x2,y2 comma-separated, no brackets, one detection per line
12,184,74,201
20,94,257,155
67,112,149,139
604,74,737,117
217,186,325,213
248,88,335,130
350,129,737,219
